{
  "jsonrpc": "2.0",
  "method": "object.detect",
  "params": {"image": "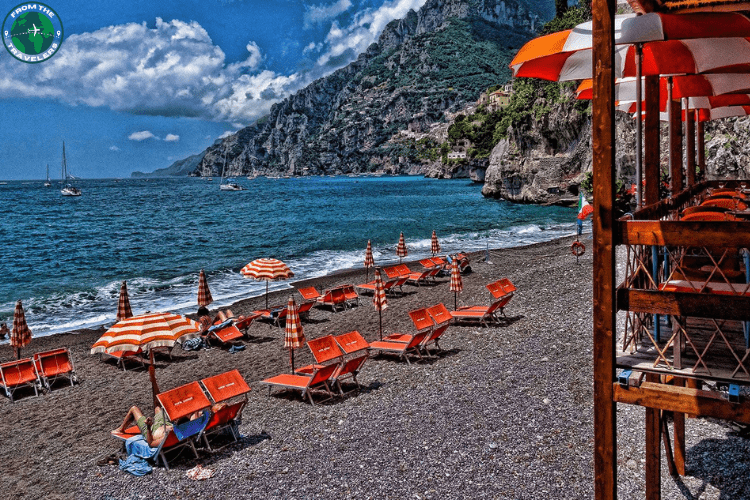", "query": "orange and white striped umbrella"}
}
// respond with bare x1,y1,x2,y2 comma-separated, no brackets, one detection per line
241,258,294,309
117,281,133,321
511,12,750,82
11,300,32,353
449,258,463,311
197,269,213,307
373,268,388,340
431,230,441,256
364,240,374,268
284,296,305,372
396,233,408,262
91,312,202,354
